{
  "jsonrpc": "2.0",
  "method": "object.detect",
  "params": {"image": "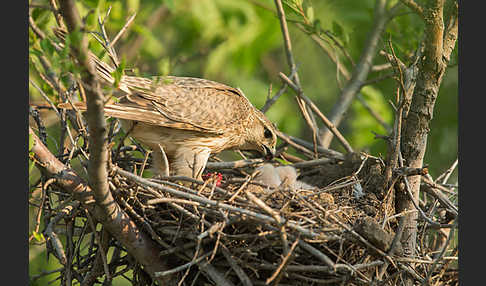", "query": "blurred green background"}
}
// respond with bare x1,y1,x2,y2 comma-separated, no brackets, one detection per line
29,0,457,284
